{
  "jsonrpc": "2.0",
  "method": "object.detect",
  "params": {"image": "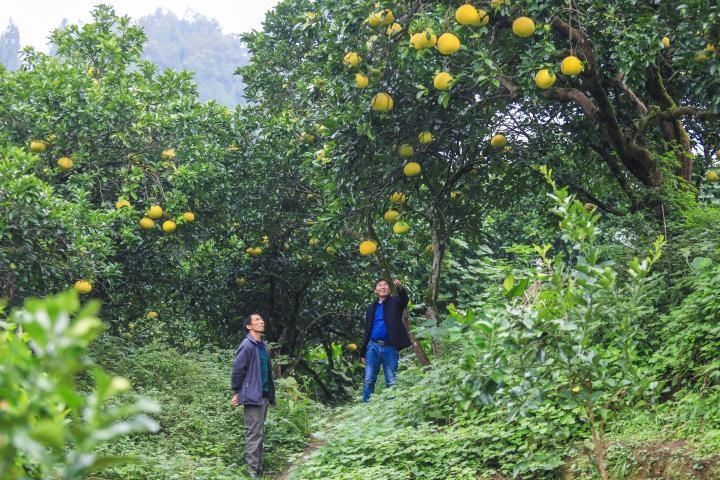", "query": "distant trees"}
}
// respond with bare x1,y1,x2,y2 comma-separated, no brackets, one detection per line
139,9,248,105
0,20,20,71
